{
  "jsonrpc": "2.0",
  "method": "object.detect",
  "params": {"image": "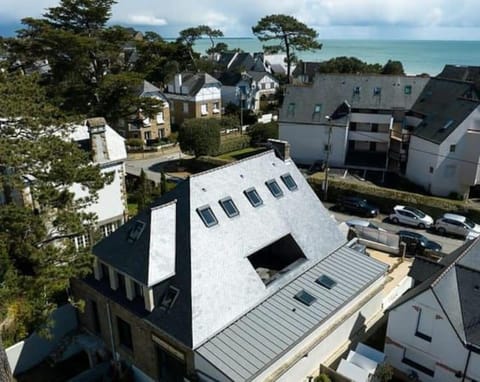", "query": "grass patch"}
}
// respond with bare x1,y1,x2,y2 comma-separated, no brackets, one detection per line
127,202,138,217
